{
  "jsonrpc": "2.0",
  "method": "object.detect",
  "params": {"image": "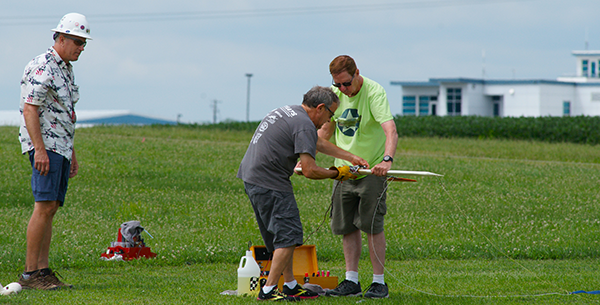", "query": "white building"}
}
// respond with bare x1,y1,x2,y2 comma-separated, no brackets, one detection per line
391,50,600,117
